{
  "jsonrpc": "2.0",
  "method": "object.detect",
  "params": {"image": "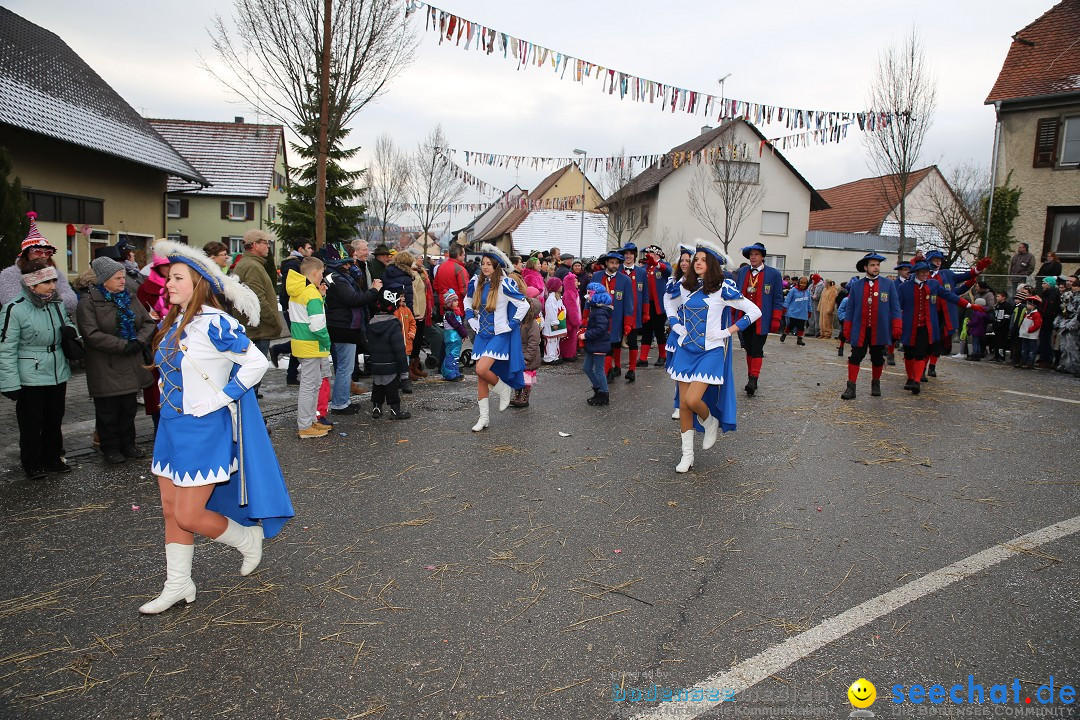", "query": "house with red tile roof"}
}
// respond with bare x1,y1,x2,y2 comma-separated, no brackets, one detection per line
807,165,976,276
148,118,289,259
985,0,1080,270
